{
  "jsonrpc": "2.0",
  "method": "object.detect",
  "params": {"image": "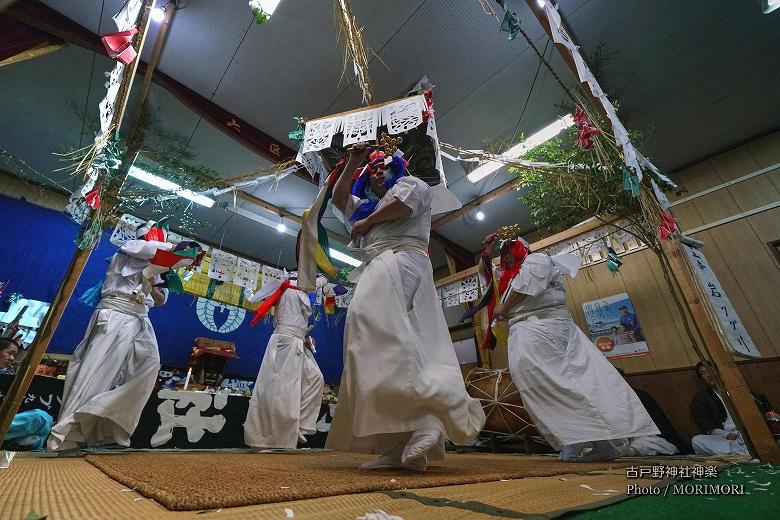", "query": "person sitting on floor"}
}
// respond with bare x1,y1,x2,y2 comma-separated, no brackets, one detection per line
615,368,689,455
690,361,749,456
0,338,53,450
